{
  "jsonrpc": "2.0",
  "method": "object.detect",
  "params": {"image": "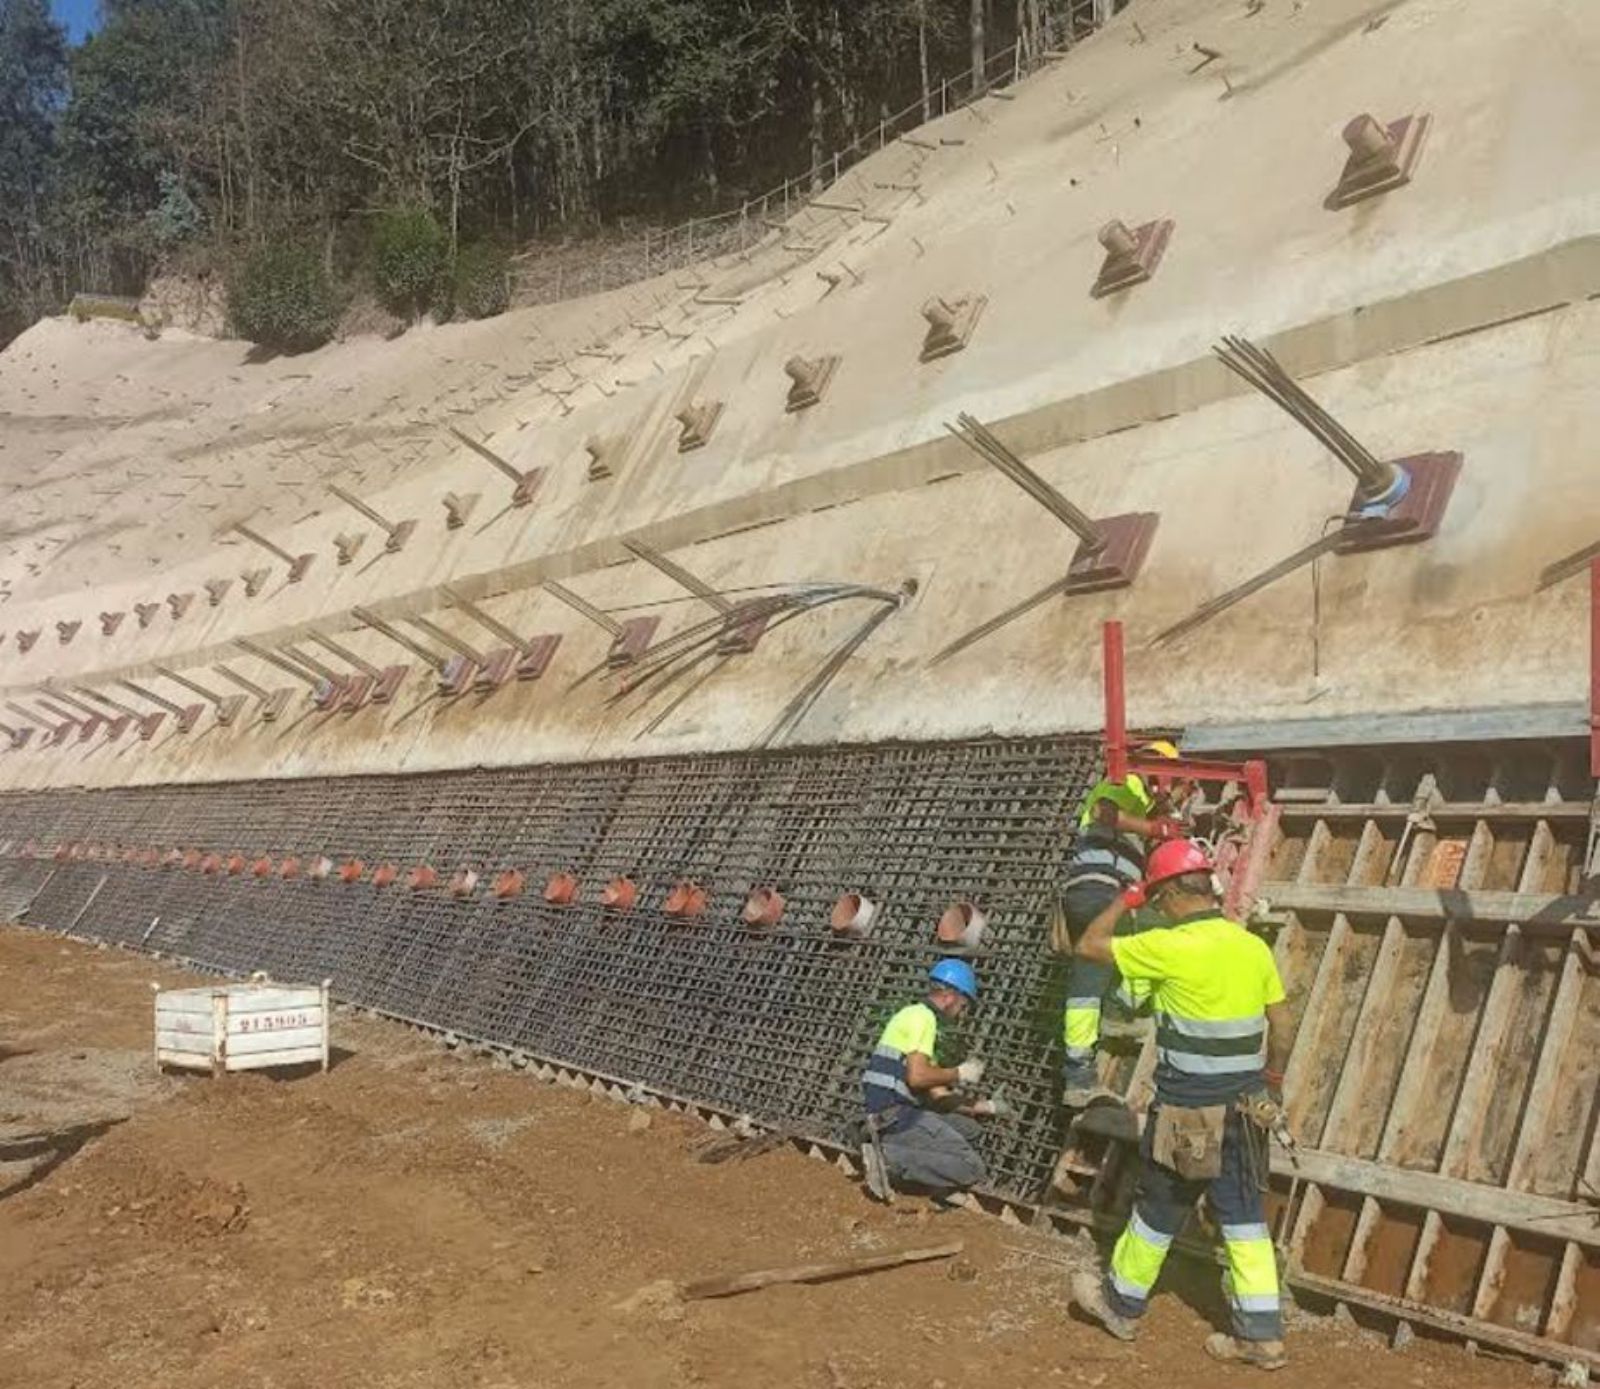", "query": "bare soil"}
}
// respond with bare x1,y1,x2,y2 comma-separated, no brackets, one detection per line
0,926,1547,1389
